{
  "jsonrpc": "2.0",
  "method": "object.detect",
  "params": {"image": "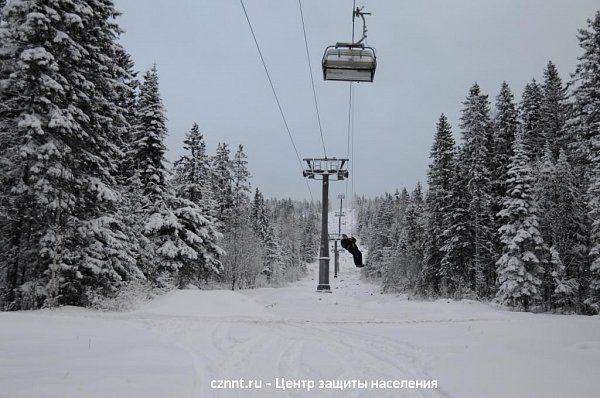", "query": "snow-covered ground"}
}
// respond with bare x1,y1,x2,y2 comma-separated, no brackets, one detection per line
1,211,599,398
